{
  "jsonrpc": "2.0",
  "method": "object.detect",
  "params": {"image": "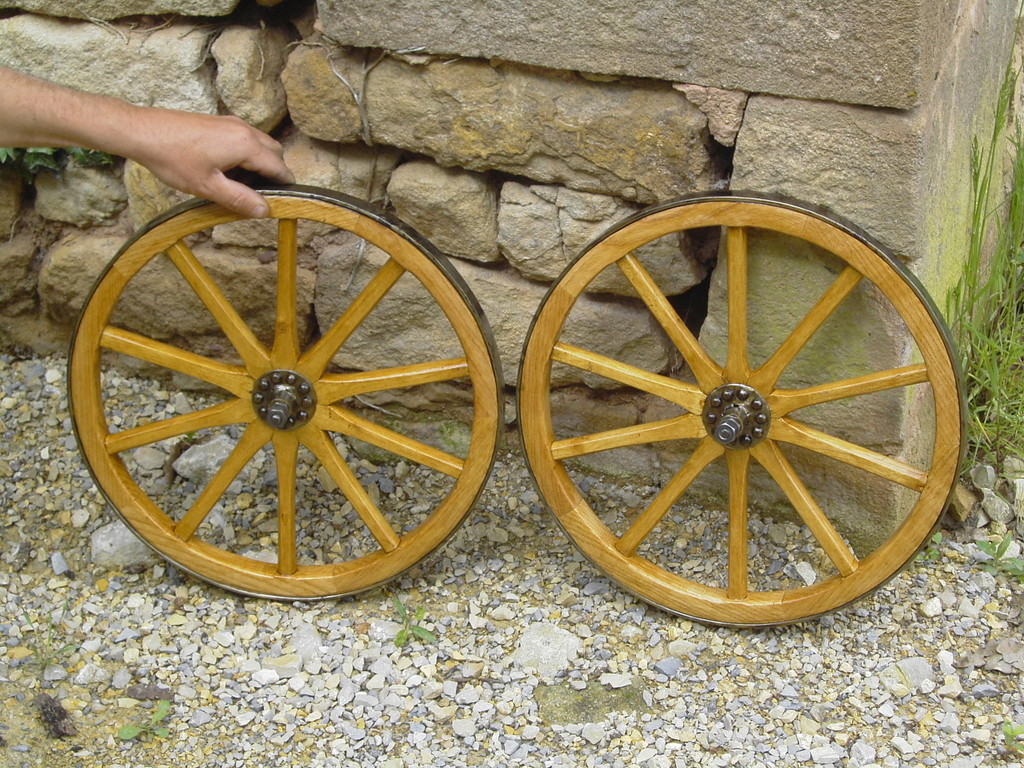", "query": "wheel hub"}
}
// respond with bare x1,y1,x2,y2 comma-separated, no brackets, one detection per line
252,370,316,431
702,384,771,449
